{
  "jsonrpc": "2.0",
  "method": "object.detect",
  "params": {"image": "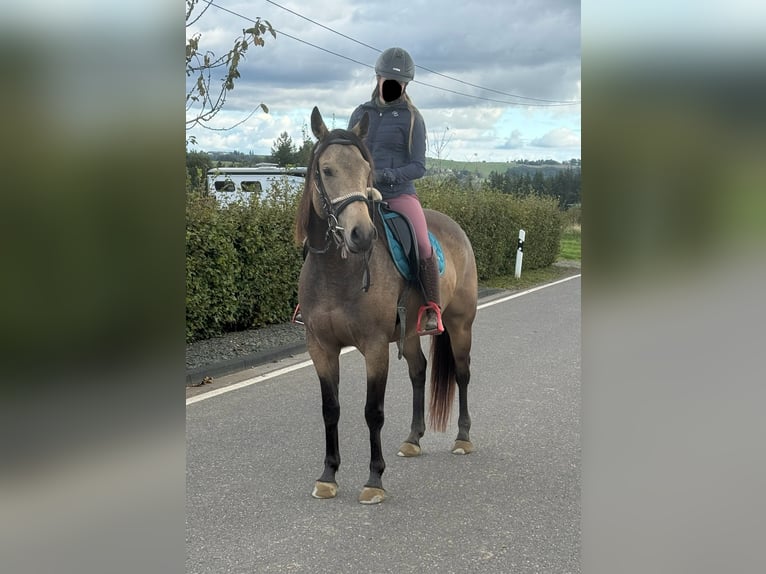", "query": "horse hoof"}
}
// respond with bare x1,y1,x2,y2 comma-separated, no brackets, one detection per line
358,487,386,504
312,481,338,499
452,440,474,455
397,442,422,457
